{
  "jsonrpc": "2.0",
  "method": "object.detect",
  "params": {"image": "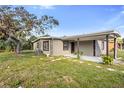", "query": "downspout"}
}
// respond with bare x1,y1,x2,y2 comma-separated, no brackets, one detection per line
50,38,53,56
93,40,96,56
